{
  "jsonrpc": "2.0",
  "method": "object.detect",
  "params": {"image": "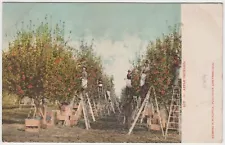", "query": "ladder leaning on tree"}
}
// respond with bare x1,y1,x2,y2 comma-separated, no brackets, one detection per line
165,86,181,139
